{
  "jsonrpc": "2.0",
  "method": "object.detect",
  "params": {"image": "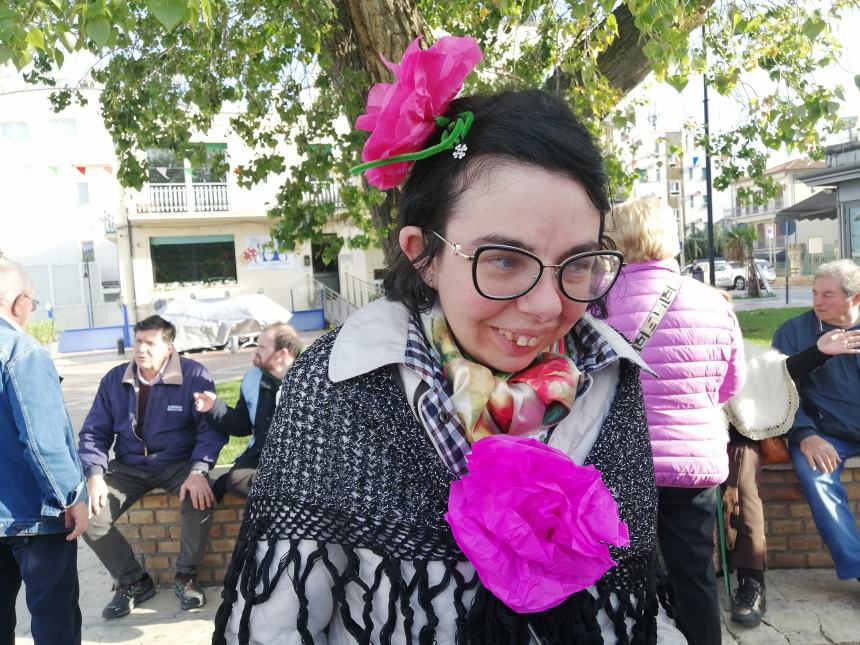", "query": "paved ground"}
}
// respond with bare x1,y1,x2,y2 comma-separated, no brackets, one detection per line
15,318,860,644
